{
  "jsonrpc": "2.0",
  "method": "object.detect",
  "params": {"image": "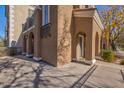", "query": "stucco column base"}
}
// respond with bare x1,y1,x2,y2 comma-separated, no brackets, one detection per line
72,58,96,65
84,59,96,65
72,58,85,62
72,58,77,61
33,57,42,61
26,54,33,58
